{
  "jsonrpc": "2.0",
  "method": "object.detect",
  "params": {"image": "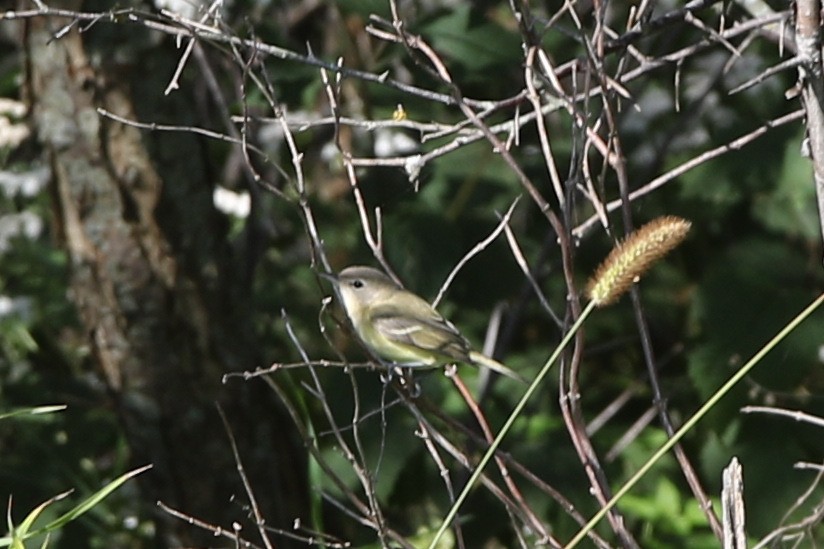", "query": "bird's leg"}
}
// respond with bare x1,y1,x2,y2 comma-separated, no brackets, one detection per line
443,363,458,378
406,373,422,398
